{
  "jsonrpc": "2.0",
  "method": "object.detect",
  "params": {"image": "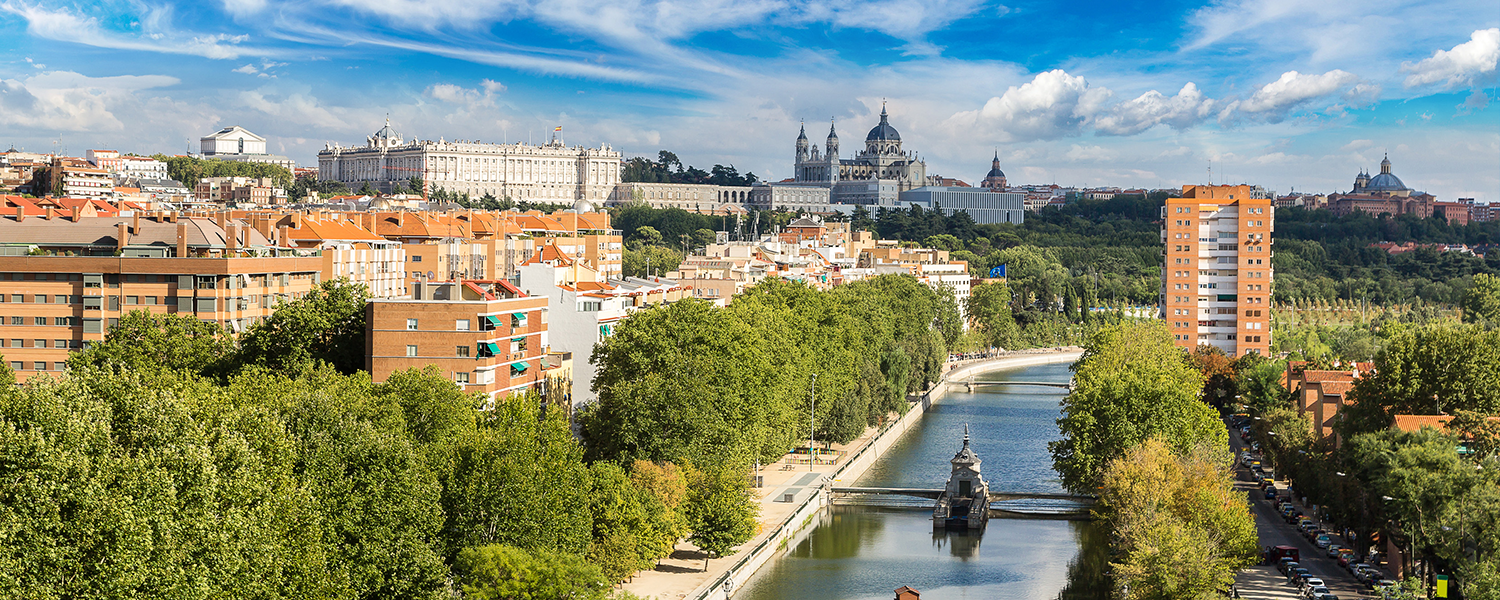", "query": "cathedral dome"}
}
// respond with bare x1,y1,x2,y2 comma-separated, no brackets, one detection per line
866,104,900,142
1364,172,1407,192
986,166,1006,178
572,198,596,213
